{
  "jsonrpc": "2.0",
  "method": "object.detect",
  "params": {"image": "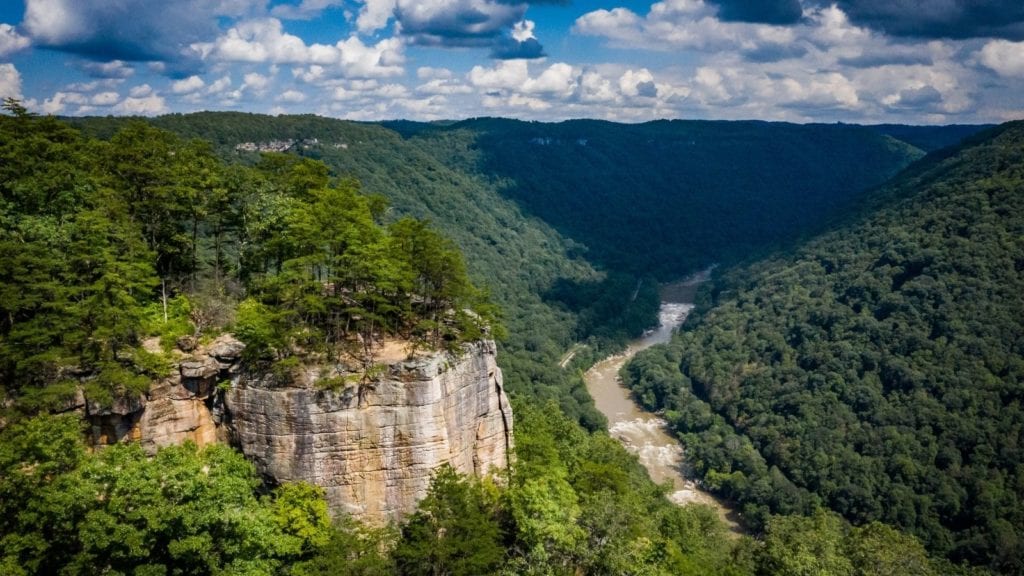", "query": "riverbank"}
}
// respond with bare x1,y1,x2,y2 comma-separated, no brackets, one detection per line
584,270,741,533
